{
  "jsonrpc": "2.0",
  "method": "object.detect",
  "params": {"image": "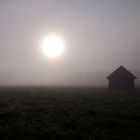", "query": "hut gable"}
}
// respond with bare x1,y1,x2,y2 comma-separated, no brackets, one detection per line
107,66,137,80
